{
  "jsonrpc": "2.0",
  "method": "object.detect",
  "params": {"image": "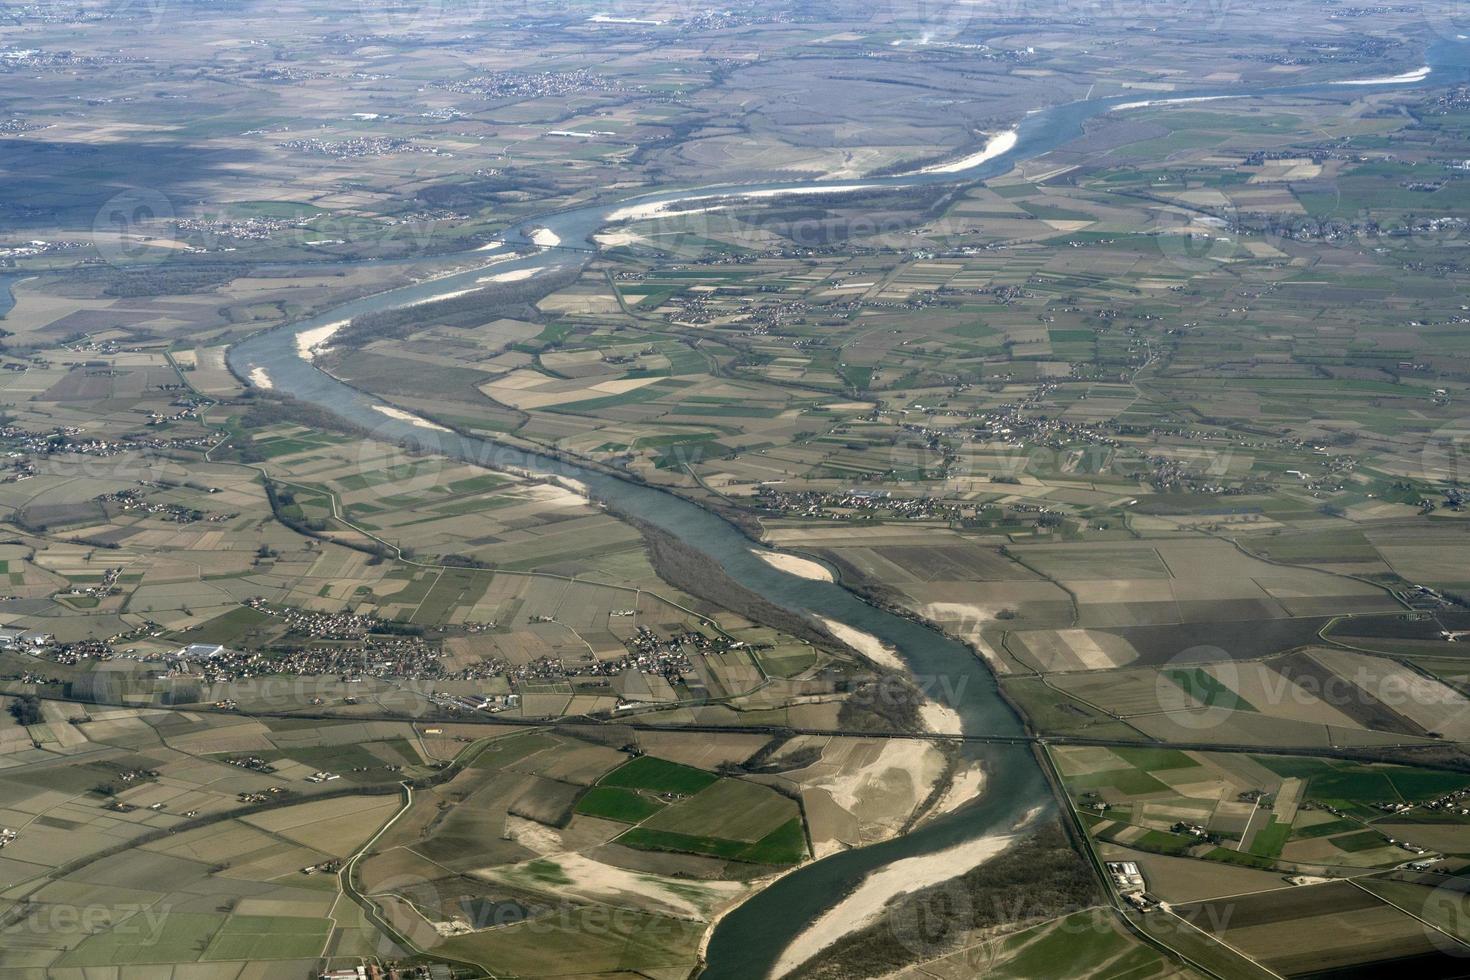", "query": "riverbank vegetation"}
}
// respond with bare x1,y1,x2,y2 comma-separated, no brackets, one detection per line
790,822,1102,979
